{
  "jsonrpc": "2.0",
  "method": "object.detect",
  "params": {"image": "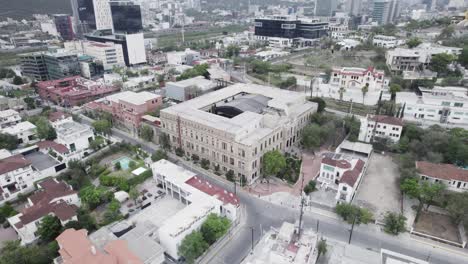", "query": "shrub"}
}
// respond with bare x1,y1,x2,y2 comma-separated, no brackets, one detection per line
191,154,200,163
335,203,373,225
114,162,121,170
383,212,407,235
175,147,184,157
226,170,235,182
303,180,316,194
128,160,137,169
201,158,210,169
